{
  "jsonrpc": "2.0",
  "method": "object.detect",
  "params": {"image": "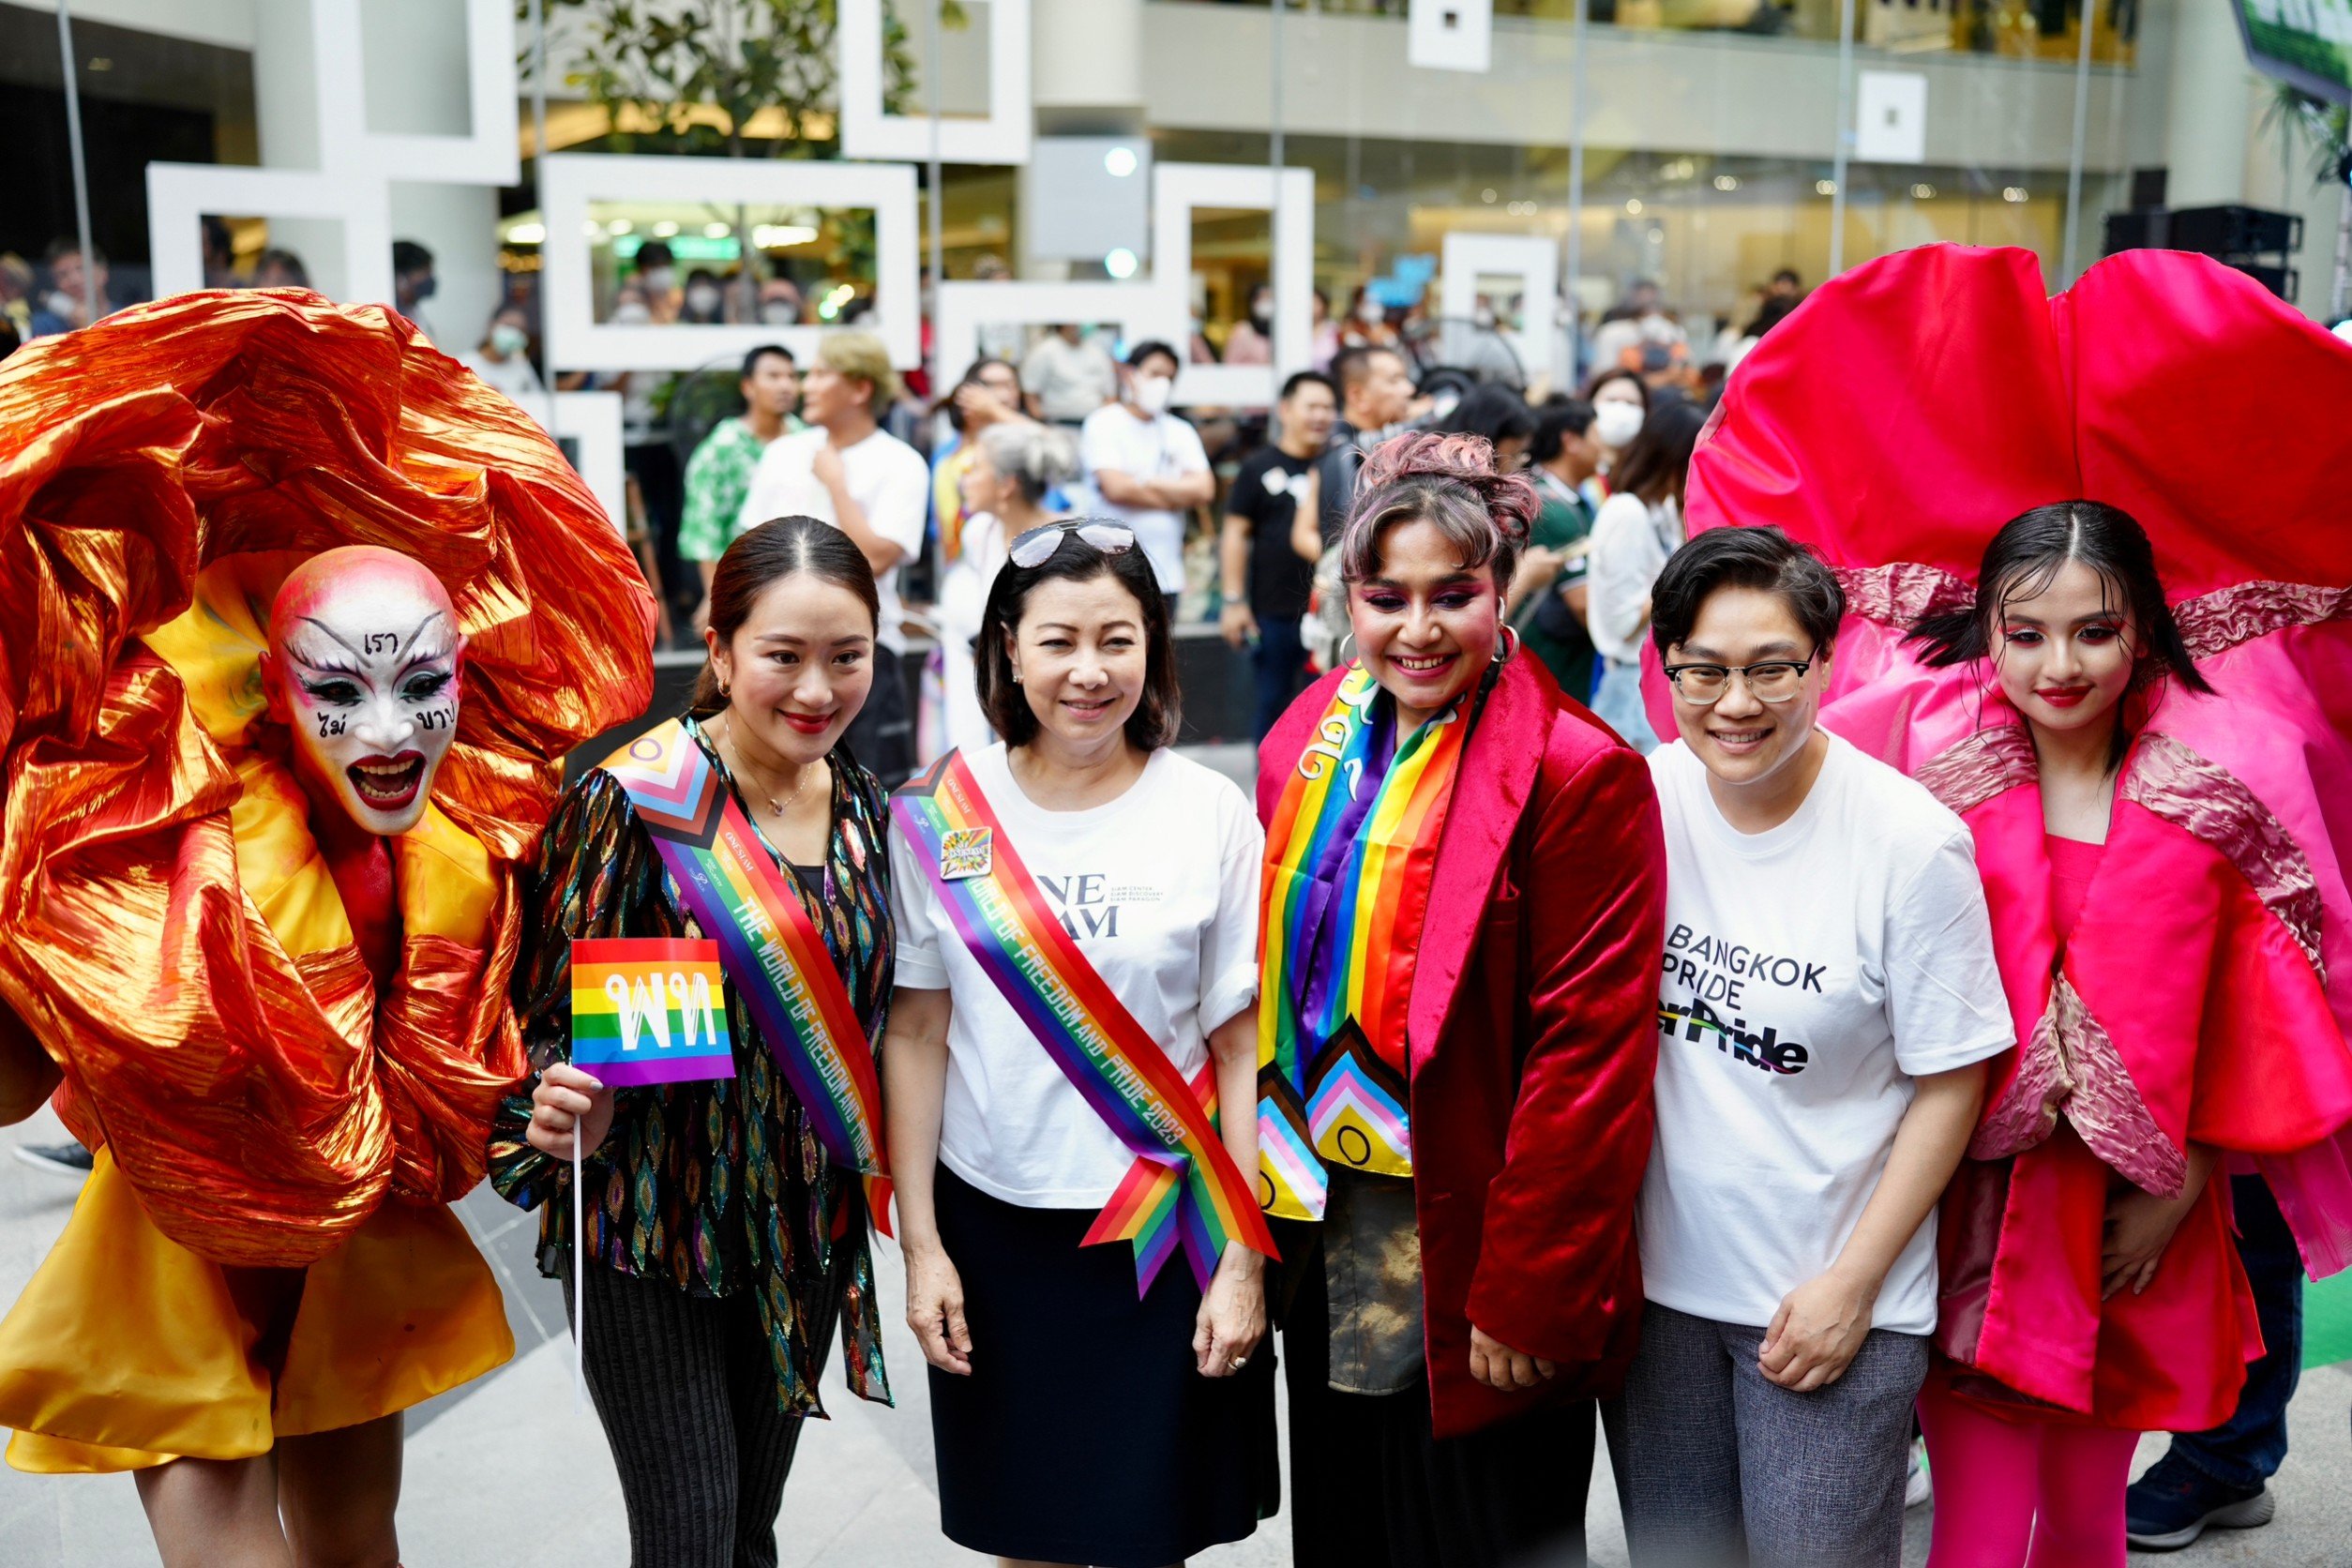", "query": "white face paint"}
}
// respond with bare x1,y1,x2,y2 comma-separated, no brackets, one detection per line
266,550,465,837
